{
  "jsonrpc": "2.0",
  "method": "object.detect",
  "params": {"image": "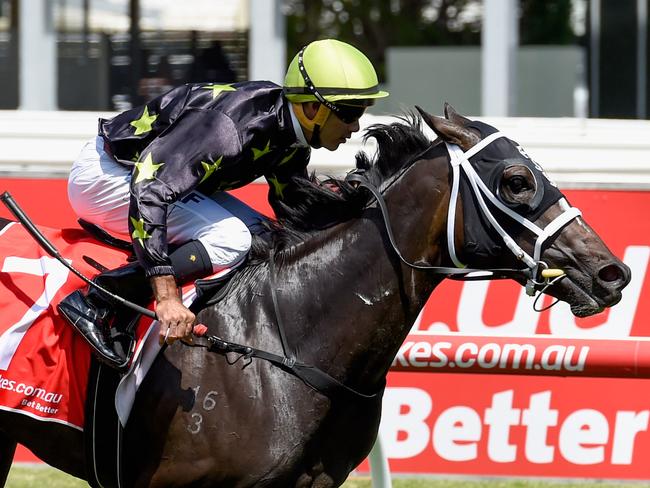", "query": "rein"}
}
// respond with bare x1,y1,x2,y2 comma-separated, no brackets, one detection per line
192,250,383,402
346,172,524,281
